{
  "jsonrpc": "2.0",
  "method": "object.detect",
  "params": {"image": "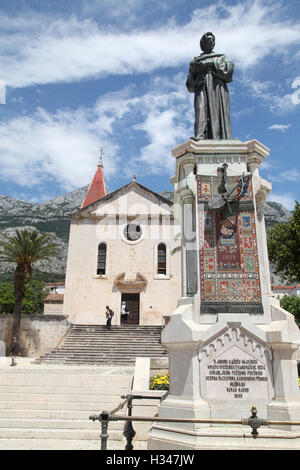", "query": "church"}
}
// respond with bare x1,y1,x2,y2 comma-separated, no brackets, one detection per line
62,158,181,326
